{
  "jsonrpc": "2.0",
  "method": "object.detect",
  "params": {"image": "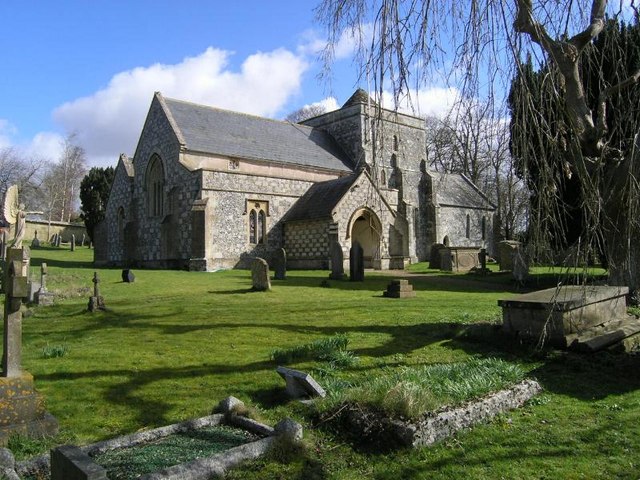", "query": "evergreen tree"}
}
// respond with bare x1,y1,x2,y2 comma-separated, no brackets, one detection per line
79,166,115,242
